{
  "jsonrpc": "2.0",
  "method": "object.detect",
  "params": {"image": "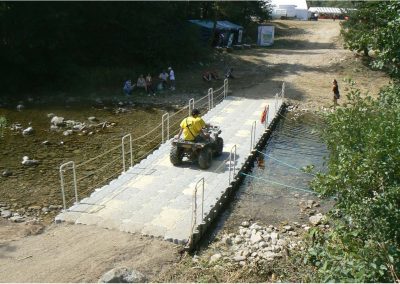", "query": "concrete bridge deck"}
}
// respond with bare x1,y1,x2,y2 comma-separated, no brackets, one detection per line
56,95,282,244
